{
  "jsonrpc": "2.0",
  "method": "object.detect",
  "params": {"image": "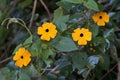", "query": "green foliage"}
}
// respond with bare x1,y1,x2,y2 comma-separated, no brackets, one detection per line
88,24,99,37
53,37,78,52
53,8,69,32
72,52,87,69
19,70,31,80
63,0,82,4
0,0,119,80
83,0,99,11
